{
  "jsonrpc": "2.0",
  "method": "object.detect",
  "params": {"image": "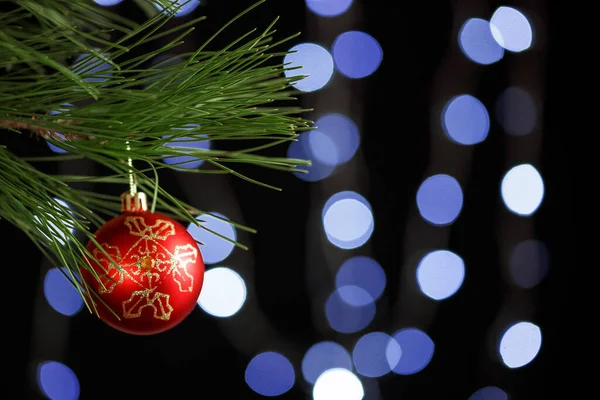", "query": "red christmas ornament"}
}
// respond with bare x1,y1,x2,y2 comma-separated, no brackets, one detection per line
80,192,205,335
